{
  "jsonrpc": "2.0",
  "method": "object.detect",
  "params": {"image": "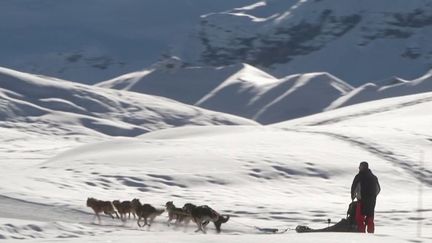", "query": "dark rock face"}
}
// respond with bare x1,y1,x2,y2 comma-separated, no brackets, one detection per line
199,9,362,67
196,1,432,70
